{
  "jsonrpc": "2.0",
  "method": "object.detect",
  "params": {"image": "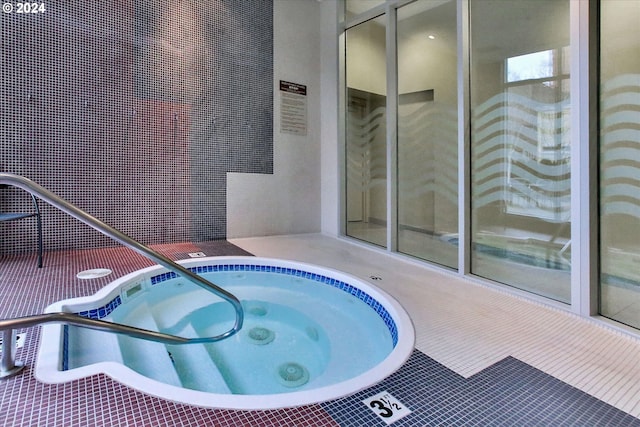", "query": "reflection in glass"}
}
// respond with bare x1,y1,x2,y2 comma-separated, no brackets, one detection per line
396,0,458,268
346,0,385,20
345,16,387,247
470,0,571,302
507,50,556,83
599,1,640,328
